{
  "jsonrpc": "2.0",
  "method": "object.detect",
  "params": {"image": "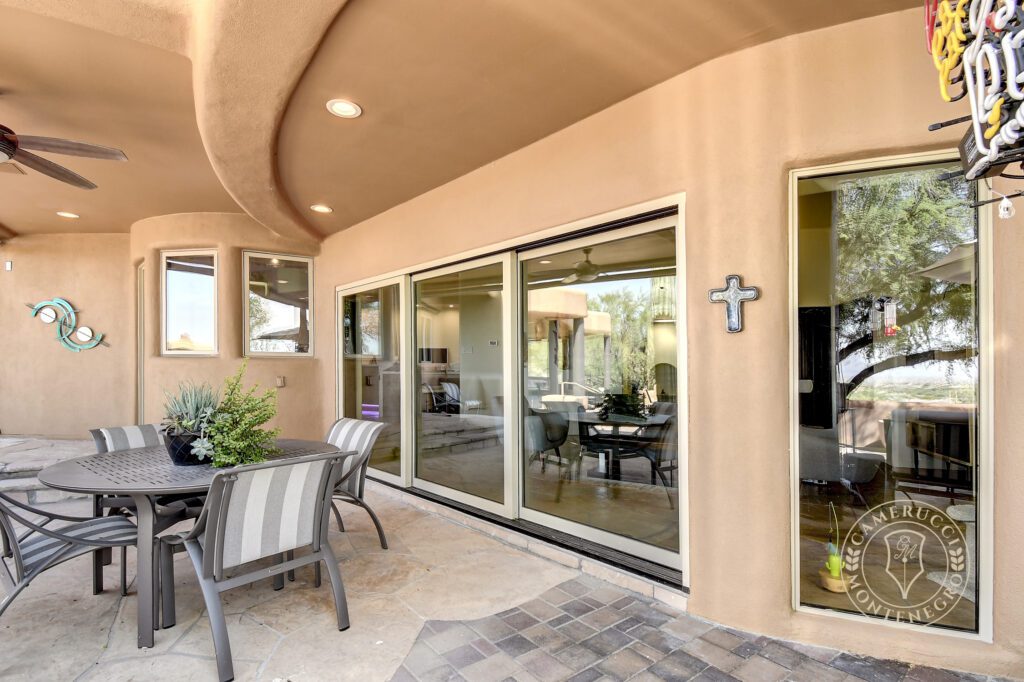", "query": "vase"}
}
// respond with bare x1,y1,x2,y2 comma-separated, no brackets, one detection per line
165,433,207,466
